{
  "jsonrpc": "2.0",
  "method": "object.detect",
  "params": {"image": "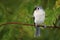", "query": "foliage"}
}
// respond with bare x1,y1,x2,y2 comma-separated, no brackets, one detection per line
0,0,60,40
